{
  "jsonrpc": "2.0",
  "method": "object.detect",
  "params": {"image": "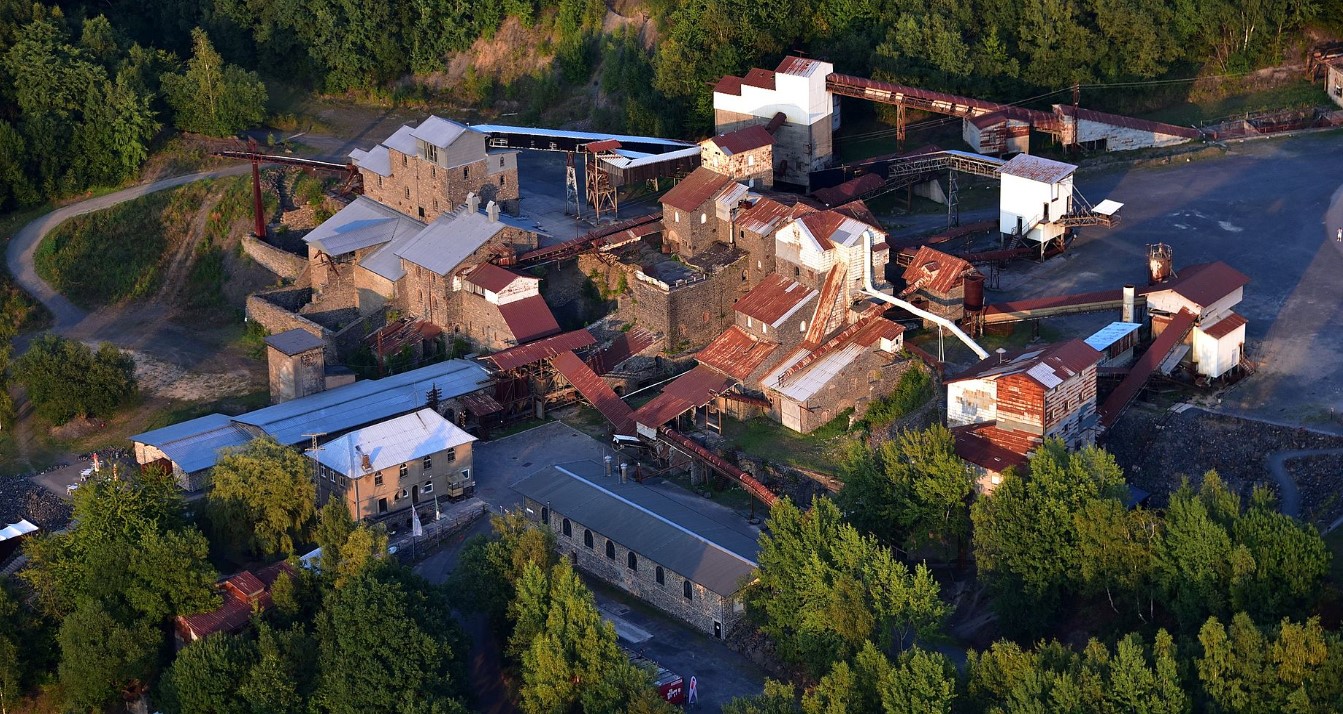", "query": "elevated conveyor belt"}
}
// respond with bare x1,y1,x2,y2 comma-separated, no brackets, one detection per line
1098,309,1197,428
658,427,777,507
826,74,1059,130
862,233,988,360
515,212,662,266
982,290,1149,325
468,124,693,155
